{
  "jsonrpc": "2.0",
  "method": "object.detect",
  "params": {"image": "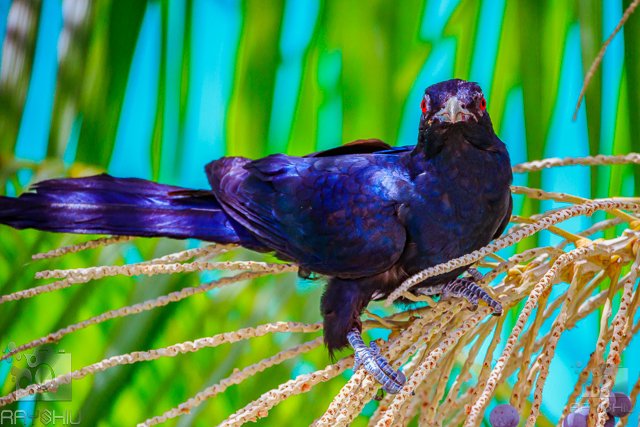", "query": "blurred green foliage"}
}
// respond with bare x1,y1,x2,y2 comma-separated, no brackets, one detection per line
0,0,638,425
